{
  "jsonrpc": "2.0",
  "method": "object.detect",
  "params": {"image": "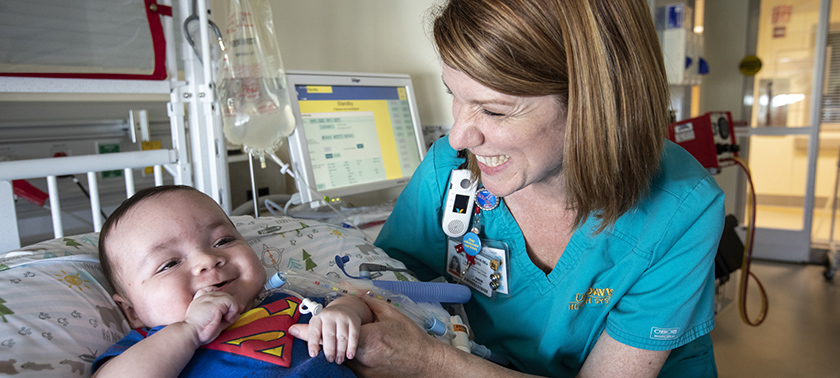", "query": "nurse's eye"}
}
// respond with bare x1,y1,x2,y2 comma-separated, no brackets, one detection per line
481,108,505,117
156,260,179,274
214,237,236,248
